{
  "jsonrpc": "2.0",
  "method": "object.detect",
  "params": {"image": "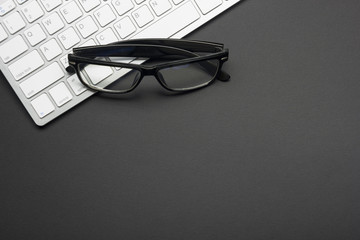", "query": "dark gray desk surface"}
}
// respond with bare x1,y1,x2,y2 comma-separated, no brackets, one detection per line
1,1,360,239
